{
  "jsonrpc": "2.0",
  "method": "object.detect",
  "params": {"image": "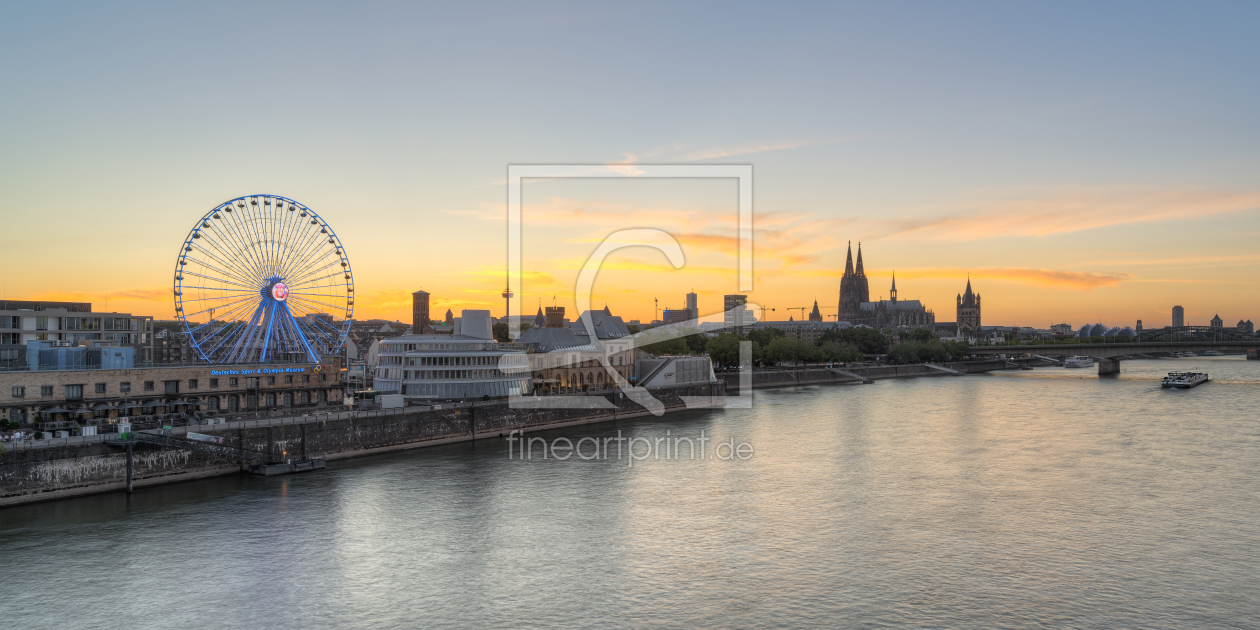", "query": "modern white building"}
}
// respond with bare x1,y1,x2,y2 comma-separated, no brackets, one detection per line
372,334,531,400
